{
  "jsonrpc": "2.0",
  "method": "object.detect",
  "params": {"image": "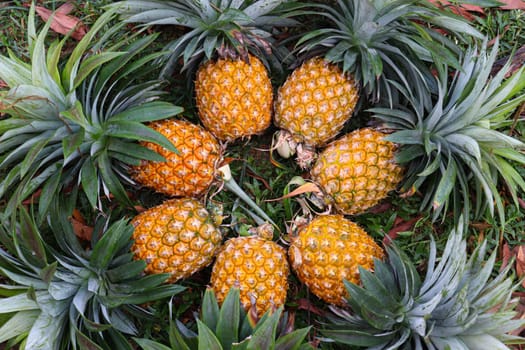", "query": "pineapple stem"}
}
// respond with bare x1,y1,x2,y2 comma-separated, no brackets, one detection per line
218,164,278,229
